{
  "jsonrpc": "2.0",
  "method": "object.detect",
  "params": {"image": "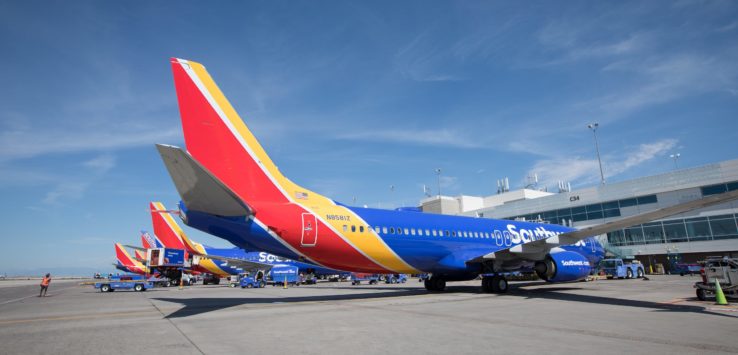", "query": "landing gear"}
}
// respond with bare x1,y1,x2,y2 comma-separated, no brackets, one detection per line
481,275,508,293
424,277,446,291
